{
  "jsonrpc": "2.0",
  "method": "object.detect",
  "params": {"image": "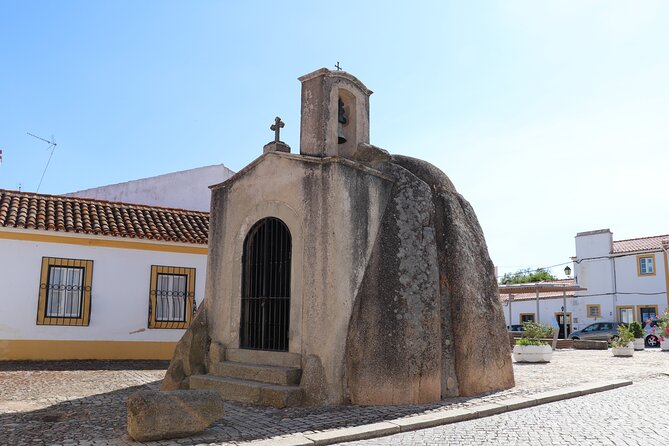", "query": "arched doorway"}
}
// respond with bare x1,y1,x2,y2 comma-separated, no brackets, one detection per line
240,217,292,351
